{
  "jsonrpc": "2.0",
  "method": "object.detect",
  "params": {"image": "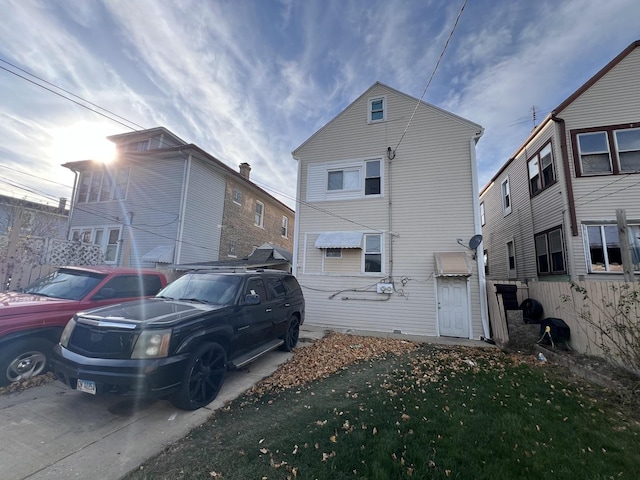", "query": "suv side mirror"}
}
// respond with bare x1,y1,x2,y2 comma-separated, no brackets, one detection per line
244,294,261,305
